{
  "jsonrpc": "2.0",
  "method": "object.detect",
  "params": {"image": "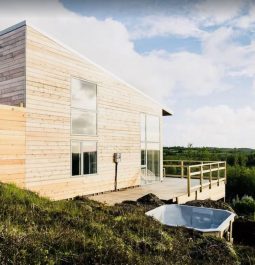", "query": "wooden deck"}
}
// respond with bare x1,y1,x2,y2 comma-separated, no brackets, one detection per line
89,160,227,205
89,178,209,205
